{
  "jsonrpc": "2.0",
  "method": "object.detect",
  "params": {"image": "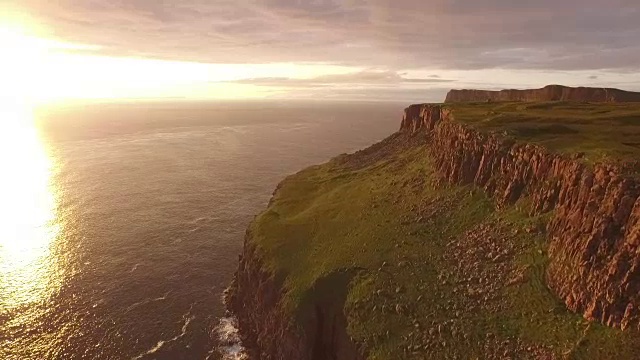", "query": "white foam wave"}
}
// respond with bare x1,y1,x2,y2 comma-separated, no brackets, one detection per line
214,317,247,360
129,263,140,273
124,291,171,313
131,310,194,360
